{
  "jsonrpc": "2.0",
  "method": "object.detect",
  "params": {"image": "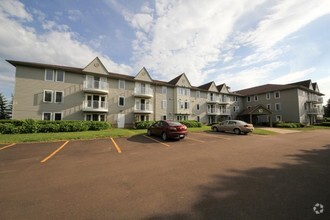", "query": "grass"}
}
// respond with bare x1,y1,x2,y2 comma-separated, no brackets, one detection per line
252,128,277,135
